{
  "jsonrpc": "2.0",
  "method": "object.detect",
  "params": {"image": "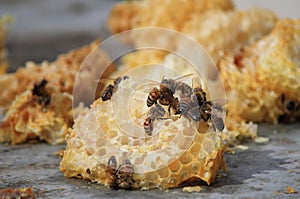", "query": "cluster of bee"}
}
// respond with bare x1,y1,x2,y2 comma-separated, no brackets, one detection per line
100,75,225,189
32,79,51,107
144,75,225,135
105,156,135,190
